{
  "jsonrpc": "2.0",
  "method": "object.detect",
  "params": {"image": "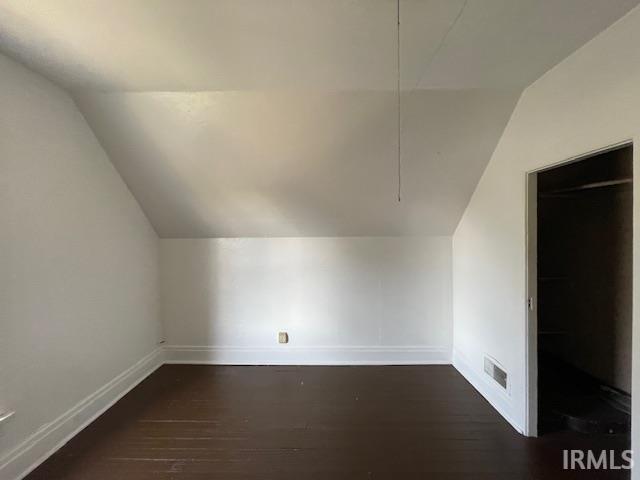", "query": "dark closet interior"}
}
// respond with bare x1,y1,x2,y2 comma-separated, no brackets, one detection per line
537,145,632,437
